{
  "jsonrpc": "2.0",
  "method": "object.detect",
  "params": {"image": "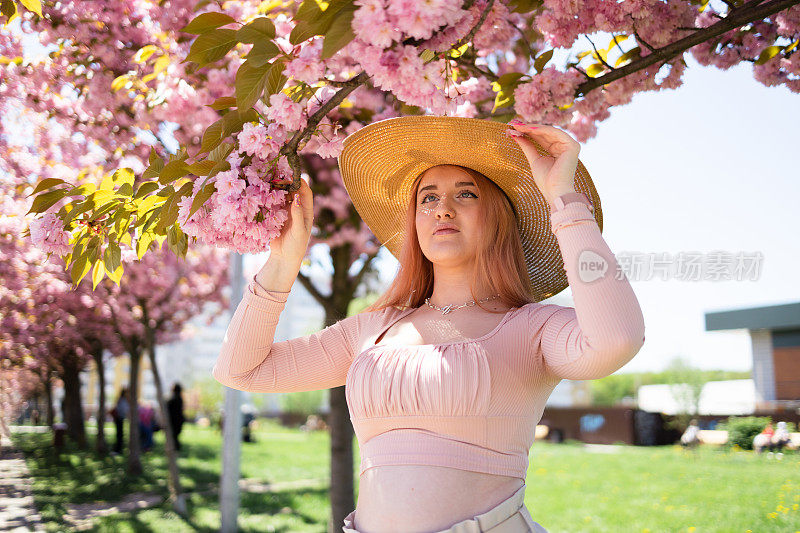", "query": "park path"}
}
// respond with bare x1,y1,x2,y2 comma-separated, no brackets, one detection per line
0,433,45,533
